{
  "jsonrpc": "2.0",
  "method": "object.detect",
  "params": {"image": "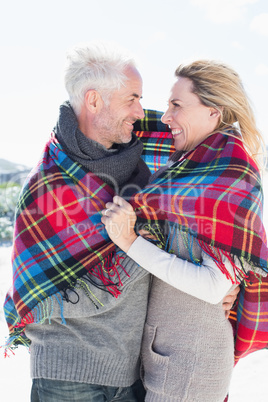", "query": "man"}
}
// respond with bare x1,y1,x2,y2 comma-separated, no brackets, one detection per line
4,42,238,402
